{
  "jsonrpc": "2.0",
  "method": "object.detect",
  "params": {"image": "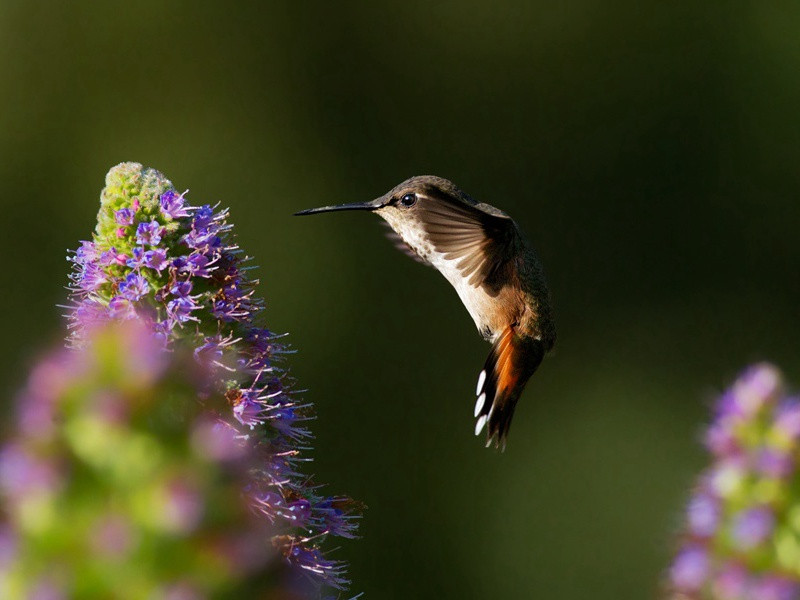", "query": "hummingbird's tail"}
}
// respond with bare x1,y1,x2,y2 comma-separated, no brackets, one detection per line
474,326,545,450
